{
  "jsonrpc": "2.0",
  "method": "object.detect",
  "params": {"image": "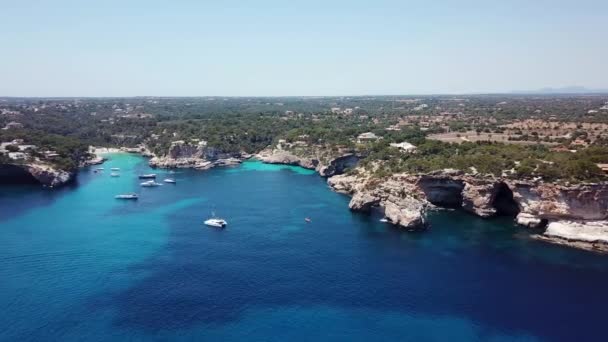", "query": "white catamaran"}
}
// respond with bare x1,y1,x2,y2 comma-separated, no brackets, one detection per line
204,212,227,228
